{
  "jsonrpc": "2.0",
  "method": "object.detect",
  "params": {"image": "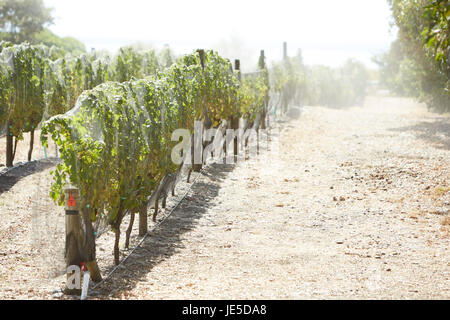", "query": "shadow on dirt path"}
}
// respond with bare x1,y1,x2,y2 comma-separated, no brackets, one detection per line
389,117,450,151
0,159,58,195
91,163,235,298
